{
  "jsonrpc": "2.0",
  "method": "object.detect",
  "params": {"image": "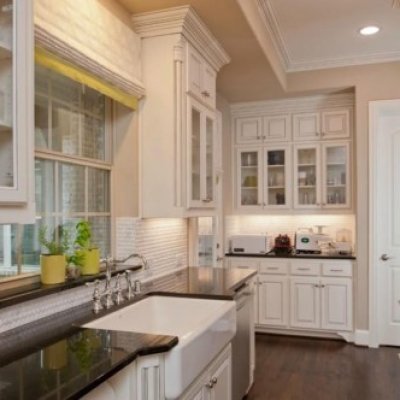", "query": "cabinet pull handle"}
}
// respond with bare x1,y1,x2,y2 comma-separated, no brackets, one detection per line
202,198,212,203
206,381,214,389
267,267,279,270
257,135,261,140
212,377,218,385
313,284,319,288
298,268,310,271
201,90,210,98
330,269,343,272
